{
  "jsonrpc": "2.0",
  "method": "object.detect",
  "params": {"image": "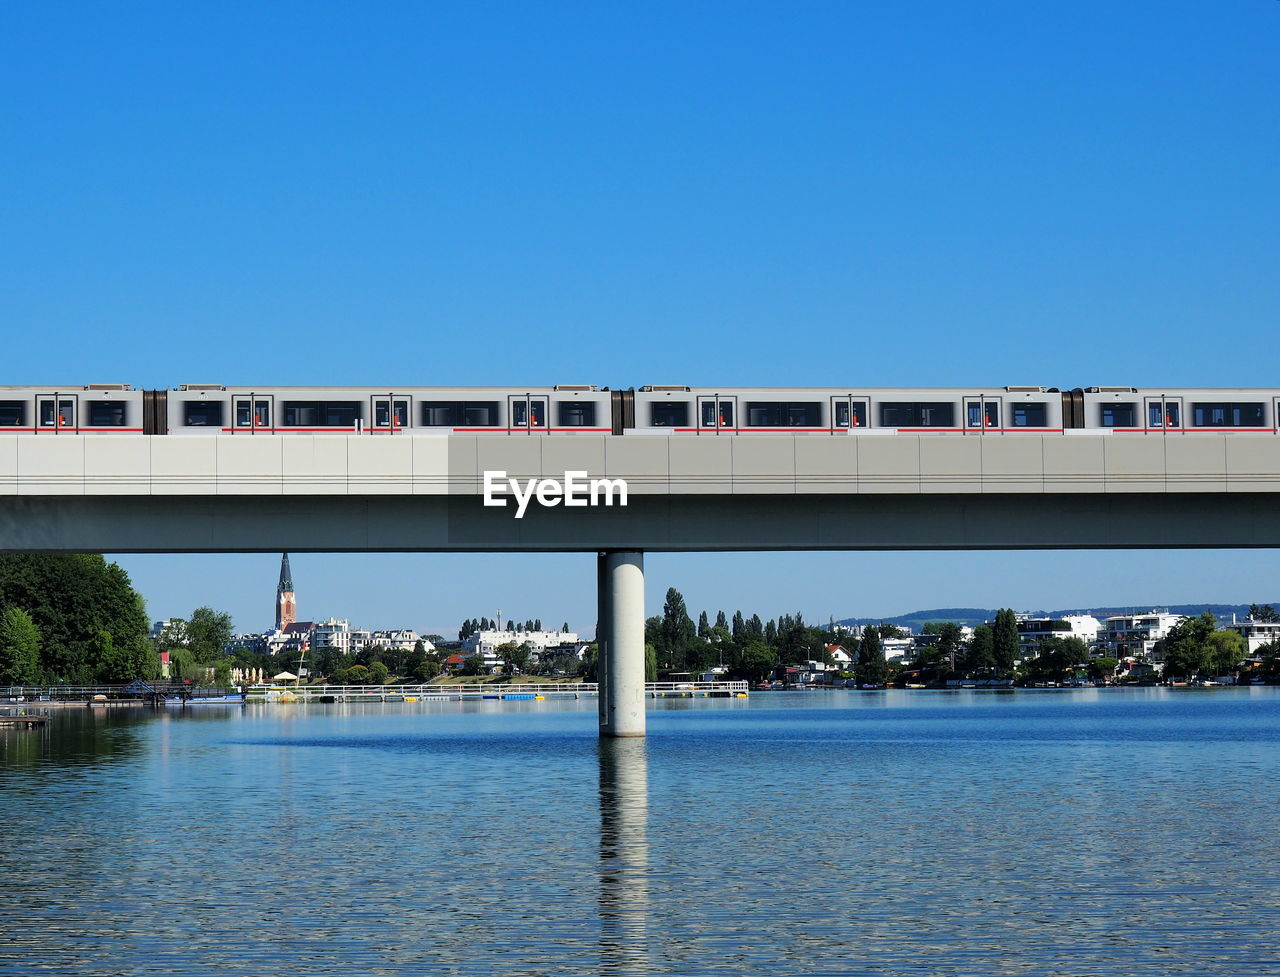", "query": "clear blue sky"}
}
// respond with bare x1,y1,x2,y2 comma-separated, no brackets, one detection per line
3,2,1278,636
